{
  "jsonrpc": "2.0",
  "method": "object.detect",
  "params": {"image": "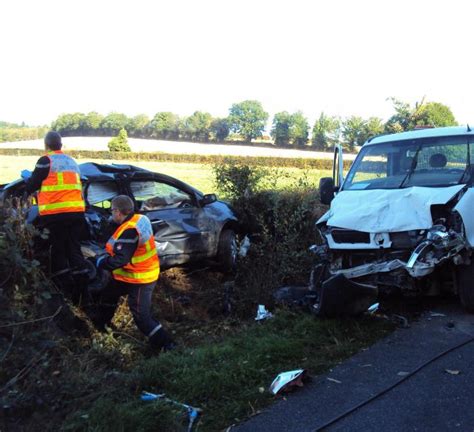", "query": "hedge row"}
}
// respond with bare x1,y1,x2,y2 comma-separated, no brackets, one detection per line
0,148,352,170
